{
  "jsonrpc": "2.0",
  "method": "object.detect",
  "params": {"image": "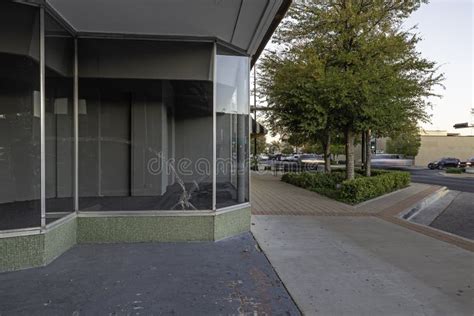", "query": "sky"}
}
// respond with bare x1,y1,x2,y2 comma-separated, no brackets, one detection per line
257,0,474,140
405,0,473,134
